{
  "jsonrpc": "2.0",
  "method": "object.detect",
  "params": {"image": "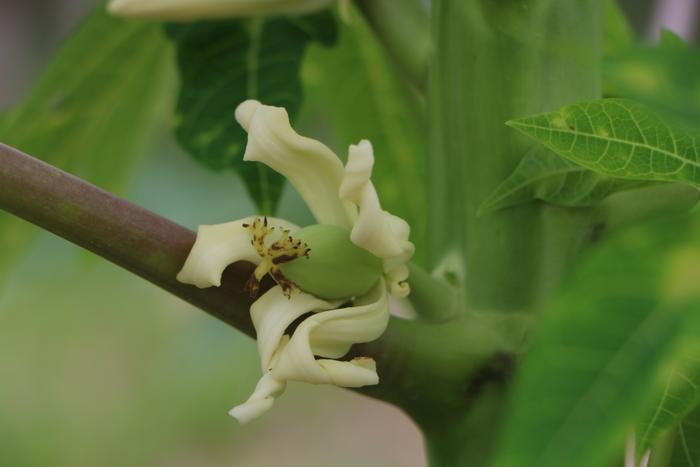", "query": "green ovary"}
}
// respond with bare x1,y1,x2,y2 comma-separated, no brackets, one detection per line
280,224,383,300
